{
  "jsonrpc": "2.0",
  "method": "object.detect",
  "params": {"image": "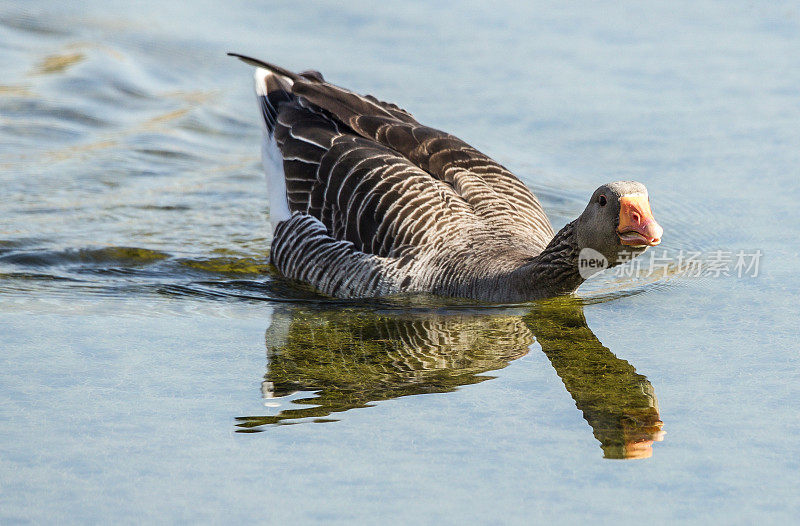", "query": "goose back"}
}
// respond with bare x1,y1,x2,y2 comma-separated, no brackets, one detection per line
245,57,557,299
